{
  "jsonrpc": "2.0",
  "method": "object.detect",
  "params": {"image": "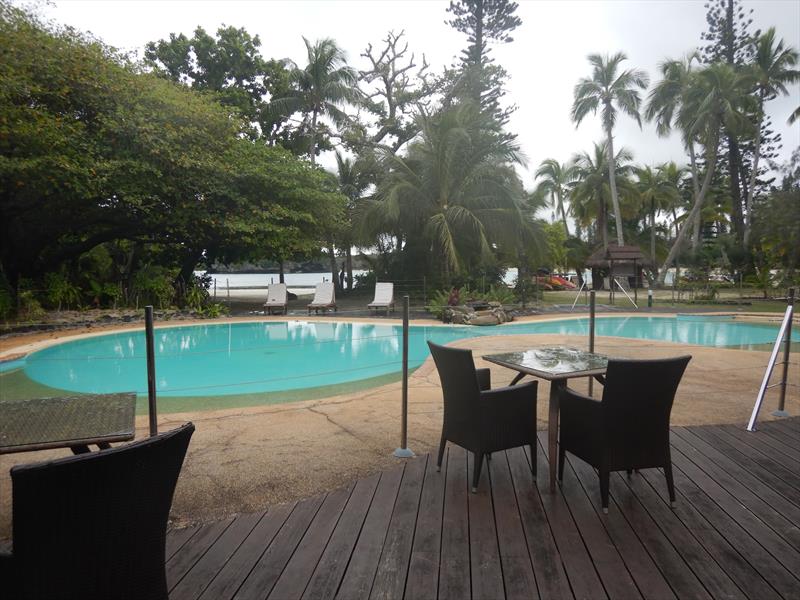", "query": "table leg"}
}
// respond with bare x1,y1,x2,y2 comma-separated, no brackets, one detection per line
549,379,566,492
